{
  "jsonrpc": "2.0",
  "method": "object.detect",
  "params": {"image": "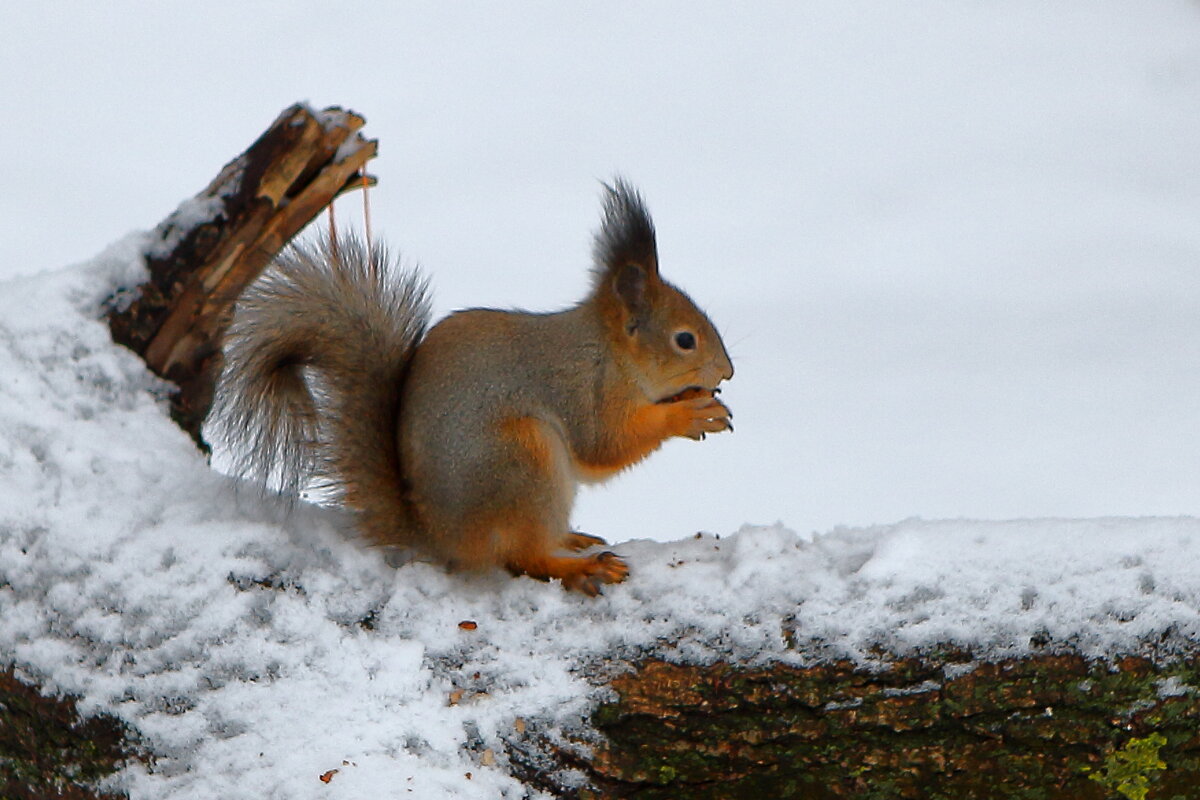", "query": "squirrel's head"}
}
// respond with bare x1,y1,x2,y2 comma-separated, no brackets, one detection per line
591,179,734,403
